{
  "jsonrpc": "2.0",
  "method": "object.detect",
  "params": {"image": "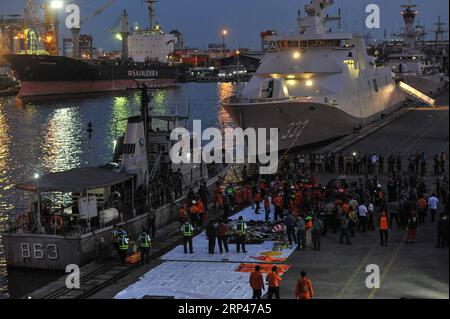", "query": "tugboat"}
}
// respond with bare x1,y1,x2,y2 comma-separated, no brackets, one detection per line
1,86,222,270
223,0,407,151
